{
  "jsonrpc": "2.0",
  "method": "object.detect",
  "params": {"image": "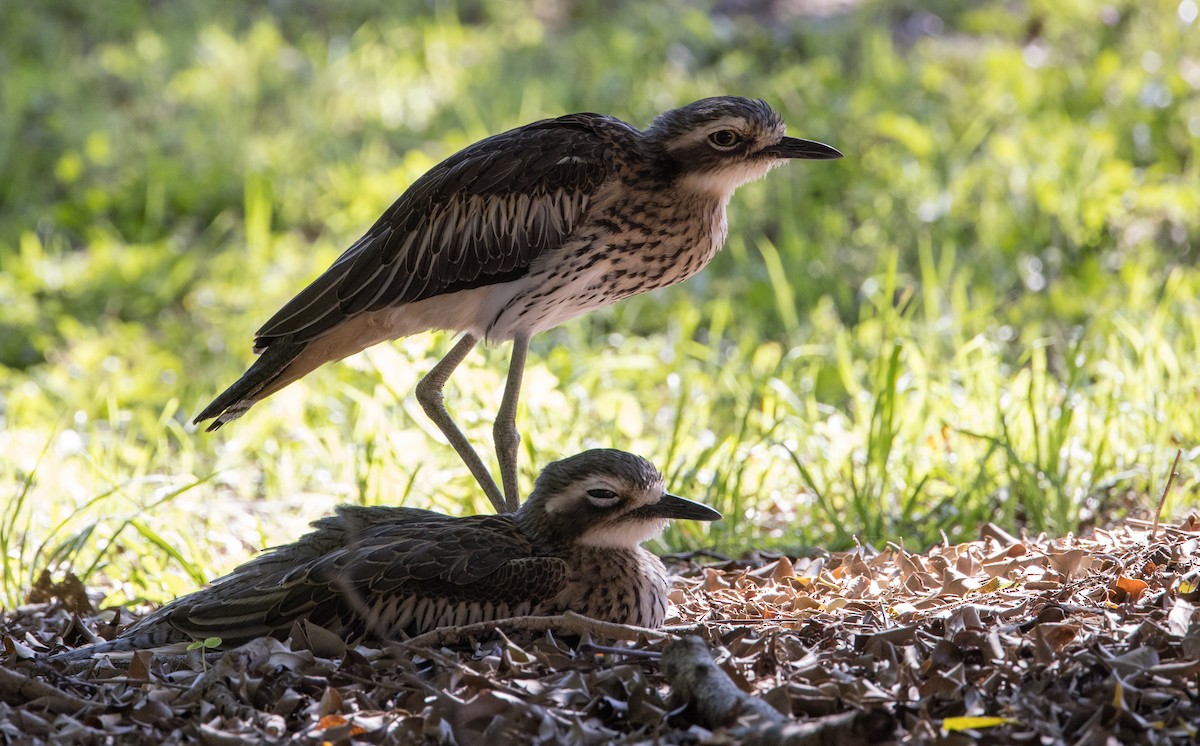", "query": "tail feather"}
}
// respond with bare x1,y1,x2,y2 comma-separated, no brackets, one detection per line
50,621,191,662
49,505,507,663
193,339,308,430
